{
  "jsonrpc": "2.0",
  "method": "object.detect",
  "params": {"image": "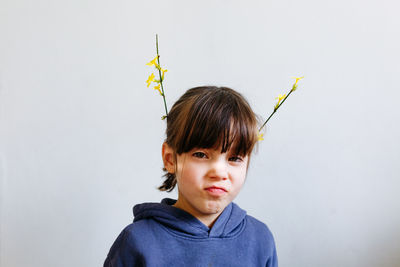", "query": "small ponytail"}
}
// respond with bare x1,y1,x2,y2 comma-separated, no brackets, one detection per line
158,168,177,192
